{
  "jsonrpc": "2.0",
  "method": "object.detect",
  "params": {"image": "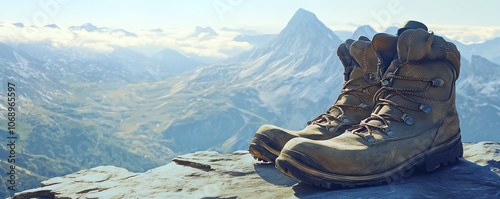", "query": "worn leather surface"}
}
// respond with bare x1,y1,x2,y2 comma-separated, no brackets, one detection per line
280,28,462,176
372,33,398,74
397,28,460,77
